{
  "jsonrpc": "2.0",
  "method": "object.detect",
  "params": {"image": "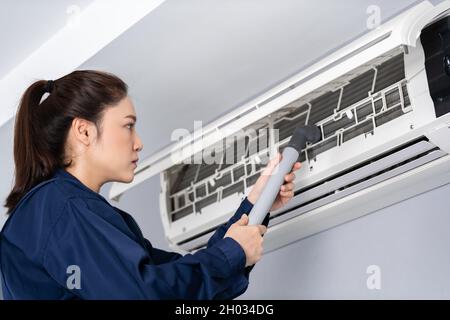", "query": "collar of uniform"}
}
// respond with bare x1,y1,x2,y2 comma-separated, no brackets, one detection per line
52,168,110,204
